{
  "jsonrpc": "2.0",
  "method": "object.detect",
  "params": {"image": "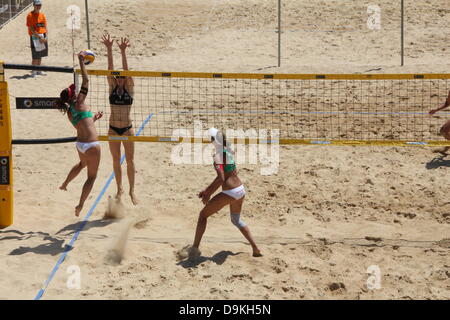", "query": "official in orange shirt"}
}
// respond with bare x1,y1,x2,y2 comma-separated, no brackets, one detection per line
26,0,48,77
